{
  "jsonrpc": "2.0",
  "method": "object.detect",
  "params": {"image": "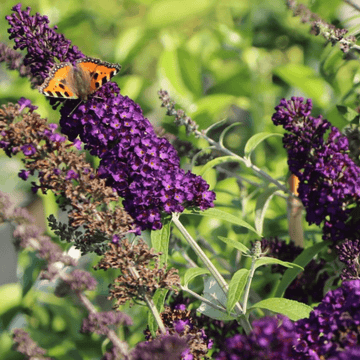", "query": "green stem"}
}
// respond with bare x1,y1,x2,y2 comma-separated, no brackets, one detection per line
196,130,294,197
172,213,252,334
181,285,237,317
242,256,257,314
